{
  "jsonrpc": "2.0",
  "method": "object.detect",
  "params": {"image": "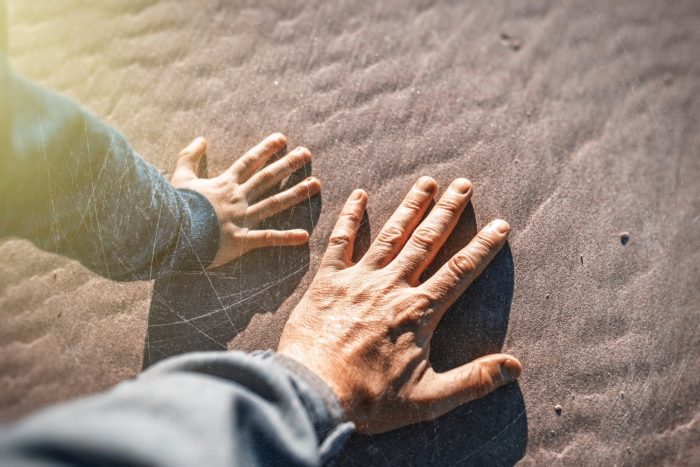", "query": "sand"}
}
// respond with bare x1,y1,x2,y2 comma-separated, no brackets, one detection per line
2,1,699,464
